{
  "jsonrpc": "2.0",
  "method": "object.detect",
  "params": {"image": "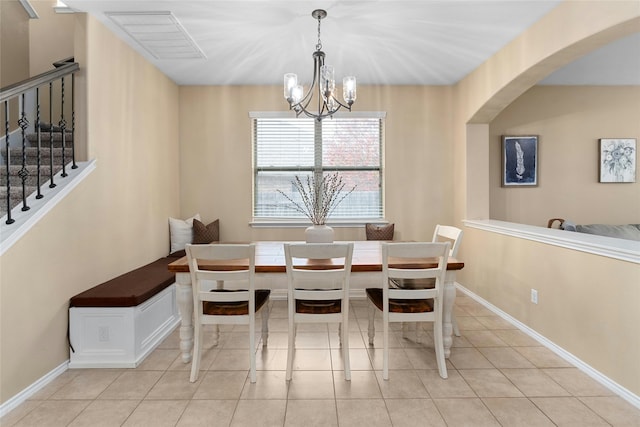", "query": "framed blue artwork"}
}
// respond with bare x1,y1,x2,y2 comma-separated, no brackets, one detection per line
502,135,538,187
